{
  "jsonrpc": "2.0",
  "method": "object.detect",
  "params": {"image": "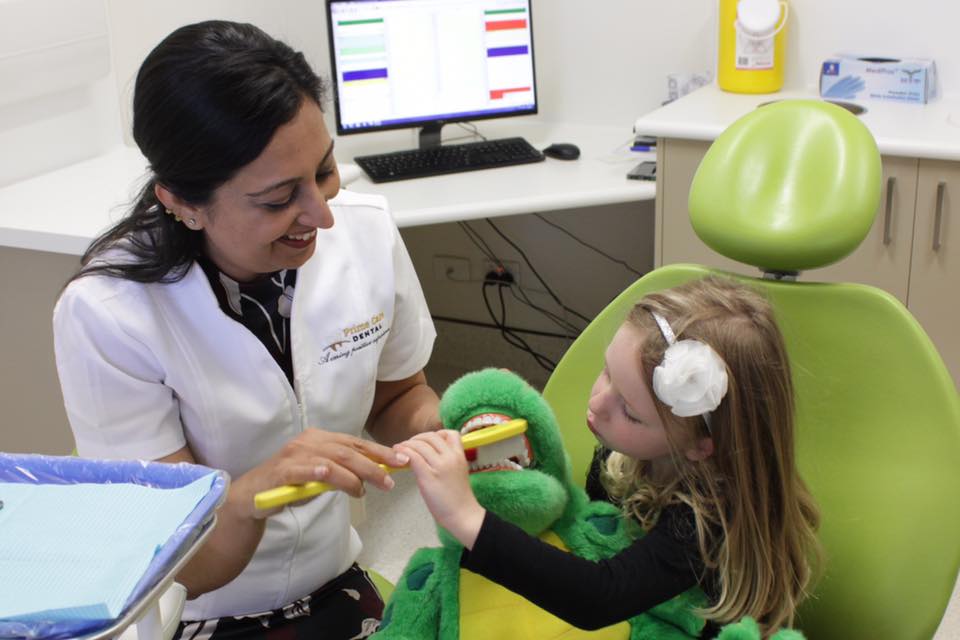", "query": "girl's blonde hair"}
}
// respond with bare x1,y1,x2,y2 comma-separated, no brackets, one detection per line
603,276,821,635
